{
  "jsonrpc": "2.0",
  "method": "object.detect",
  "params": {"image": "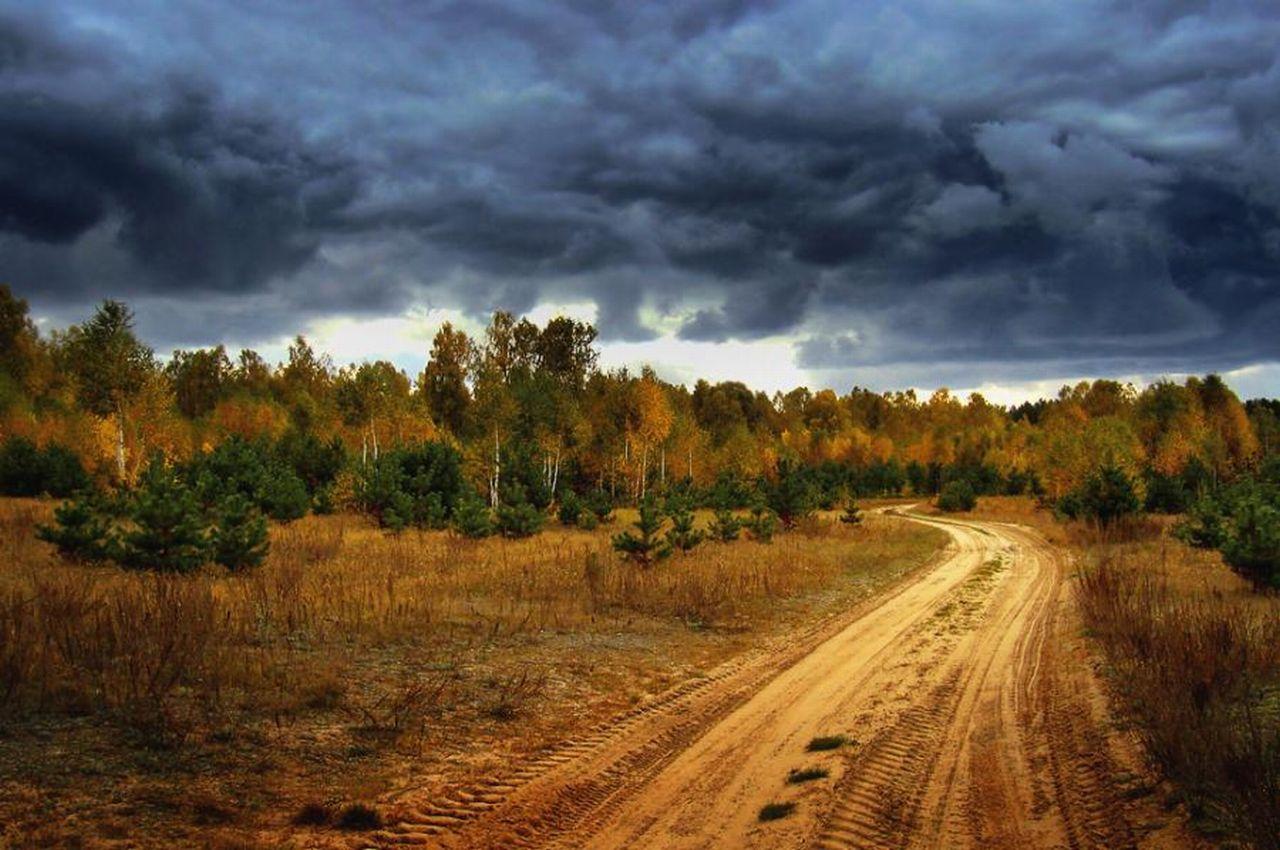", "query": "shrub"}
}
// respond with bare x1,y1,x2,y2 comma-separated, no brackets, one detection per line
582,488,614,524
1219,493,1280,589
576,509,599,530
209,494,269,571
664,491,704,553
356,442,466,531
557,491,582,526
0,437,90,497
116,458,210,573
257,463,310,523
764,460,815,528
612,495,670,565
452,491,494,539
1074,464,1142,528
937,480,976,512
494,484,545,538
744,494,778,543
708,506,742,542
840,497,863,525
36,491,114,562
